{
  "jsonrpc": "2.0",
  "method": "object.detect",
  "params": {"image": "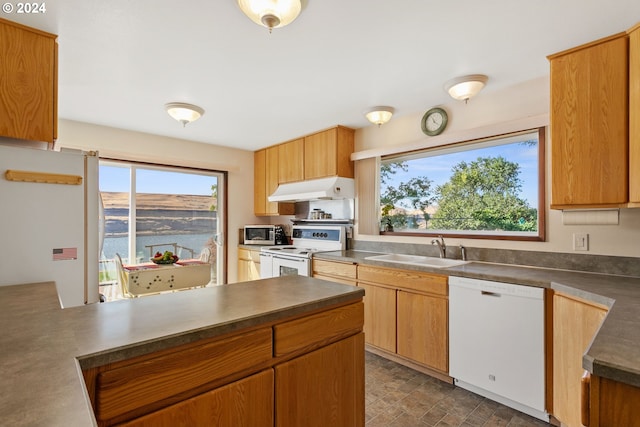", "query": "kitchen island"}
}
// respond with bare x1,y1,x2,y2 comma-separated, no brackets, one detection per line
0,276,365,426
